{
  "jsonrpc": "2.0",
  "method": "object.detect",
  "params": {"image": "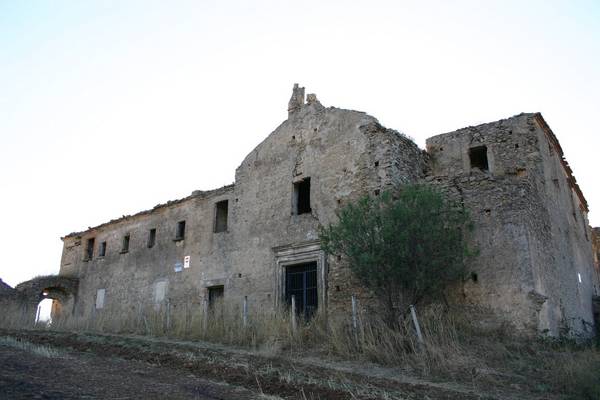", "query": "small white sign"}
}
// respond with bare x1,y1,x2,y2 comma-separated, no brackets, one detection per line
184,255,191,269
